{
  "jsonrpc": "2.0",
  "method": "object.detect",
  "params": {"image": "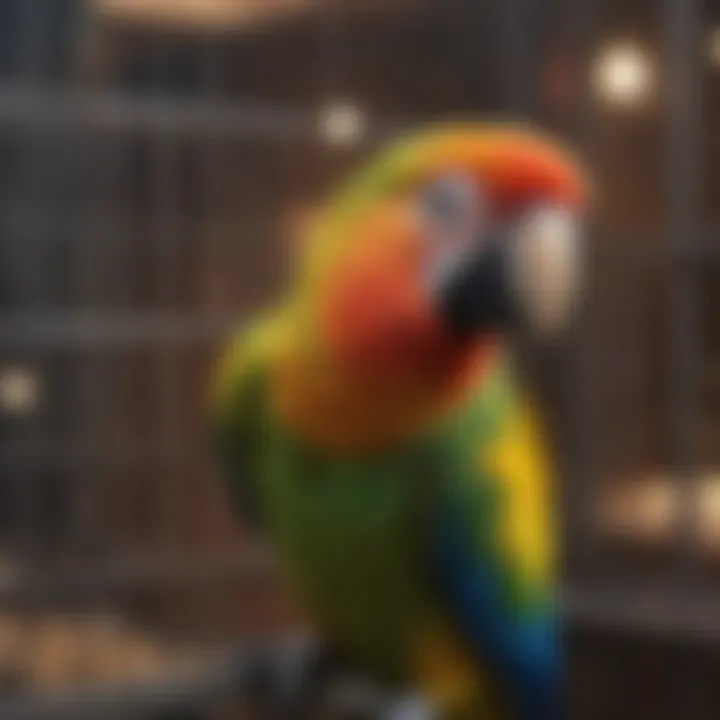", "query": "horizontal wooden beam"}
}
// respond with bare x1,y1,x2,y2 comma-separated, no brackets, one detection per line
94,0,418,33
96,0,317,32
